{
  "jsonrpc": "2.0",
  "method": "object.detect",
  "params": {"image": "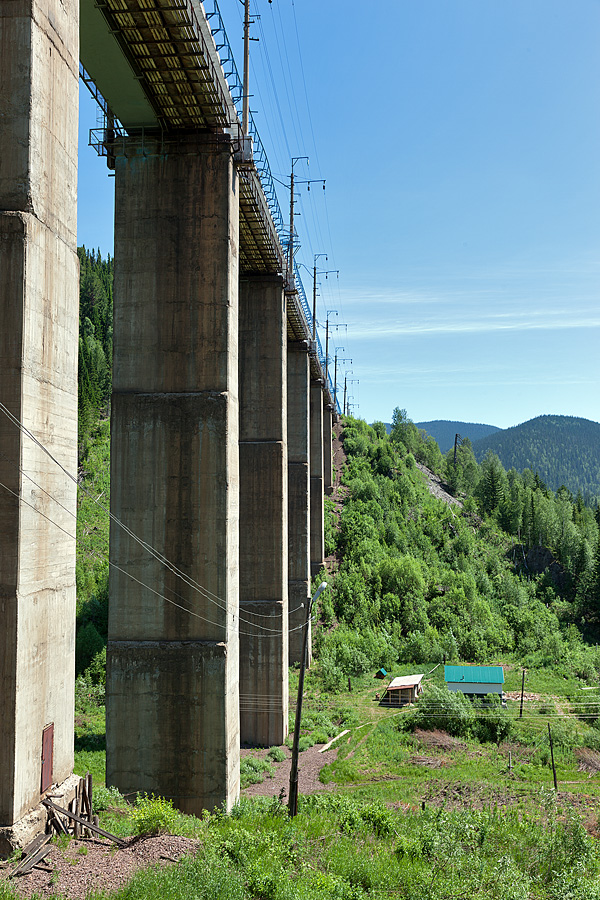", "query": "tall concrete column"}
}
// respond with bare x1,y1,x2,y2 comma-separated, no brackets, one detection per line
107,134,240,814
310,381,325,577
323,401,334,496
239,275,288,746
287,343,311,664
0,0,79,845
